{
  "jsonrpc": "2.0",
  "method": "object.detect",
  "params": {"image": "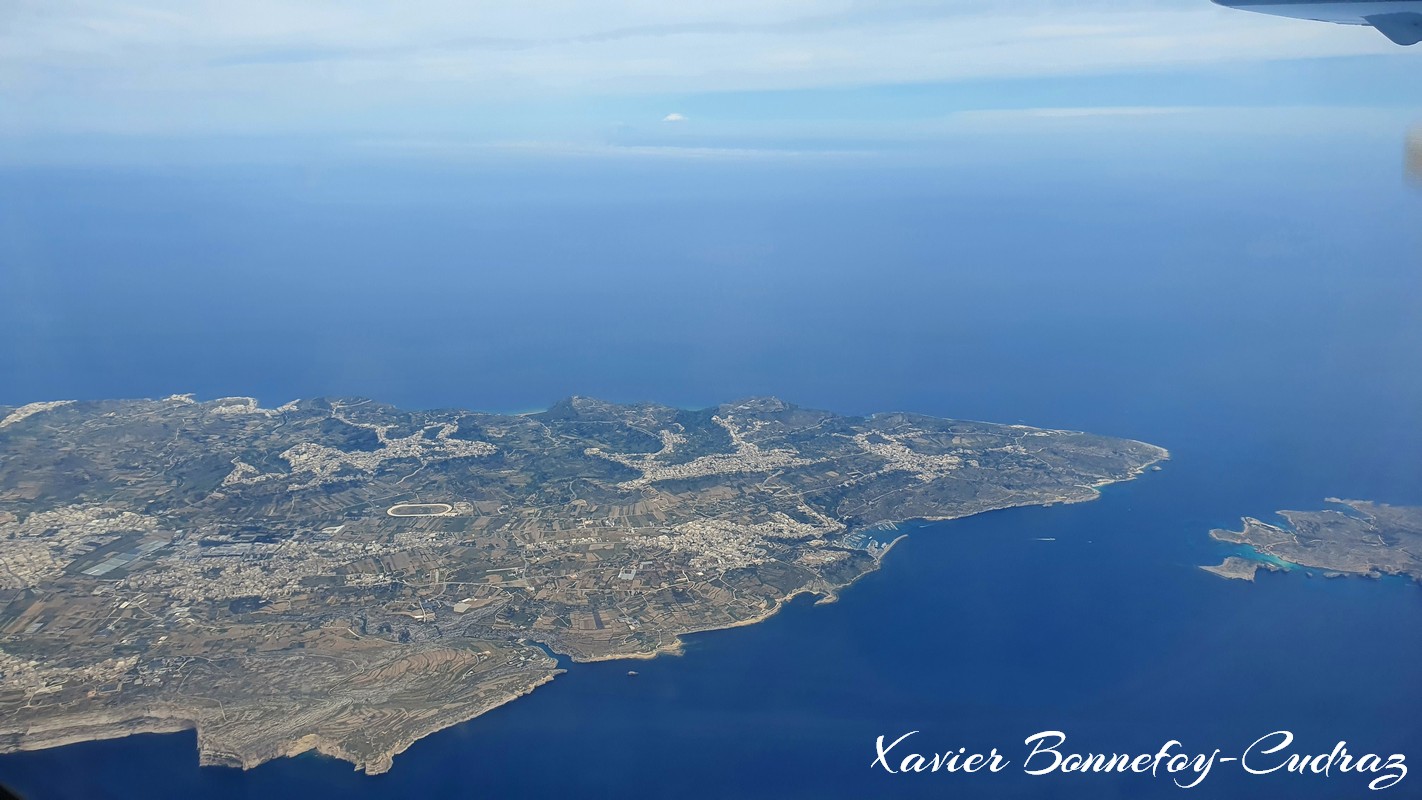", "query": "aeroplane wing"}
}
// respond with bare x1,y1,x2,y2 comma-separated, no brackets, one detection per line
1213,1,1422,44
1365,12,1422,44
